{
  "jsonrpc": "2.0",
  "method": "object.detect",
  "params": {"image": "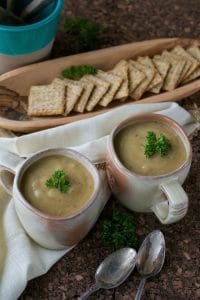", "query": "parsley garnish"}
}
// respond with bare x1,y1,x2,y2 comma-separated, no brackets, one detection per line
144,131,157,158
144,131,172,158
156,133,172,157
101,208,138,250
63,17,104,53
62,65,97,80
45,170,70,193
